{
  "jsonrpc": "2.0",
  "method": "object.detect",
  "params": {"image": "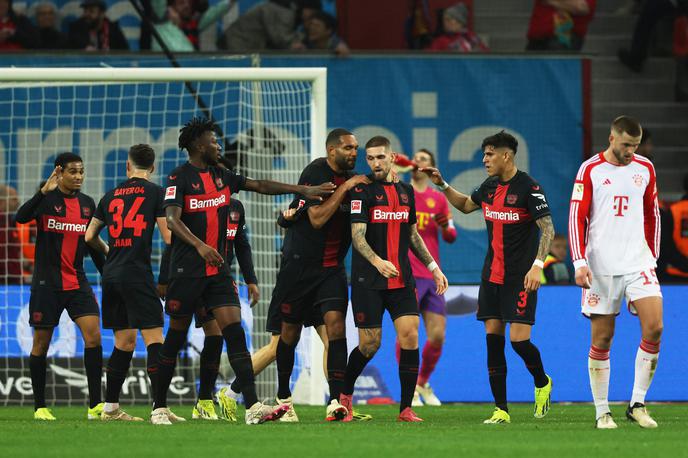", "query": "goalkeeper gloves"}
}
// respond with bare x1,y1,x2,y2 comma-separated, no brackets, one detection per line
434,212,450,229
